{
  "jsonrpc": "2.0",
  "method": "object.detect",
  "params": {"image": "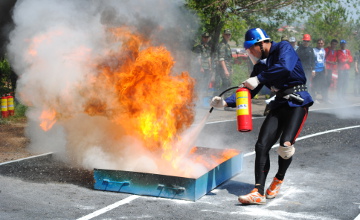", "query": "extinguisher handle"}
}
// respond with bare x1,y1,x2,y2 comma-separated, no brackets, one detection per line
209,86,242,113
